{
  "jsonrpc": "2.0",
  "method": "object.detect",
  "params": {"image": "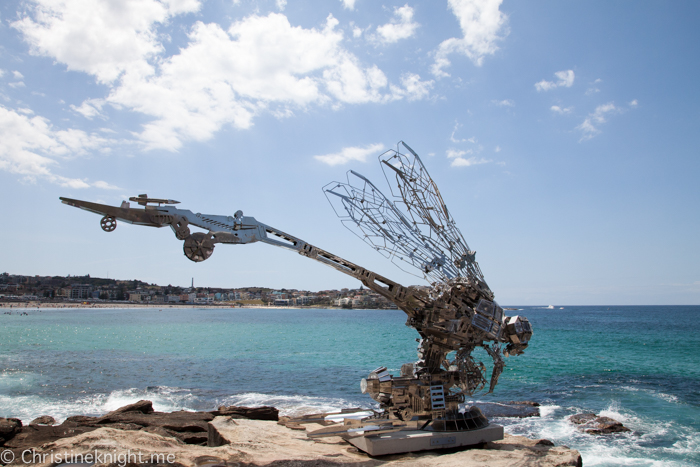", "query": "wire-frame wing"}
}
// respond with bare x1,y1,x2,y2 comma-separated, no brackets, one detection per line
323,142,487,285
